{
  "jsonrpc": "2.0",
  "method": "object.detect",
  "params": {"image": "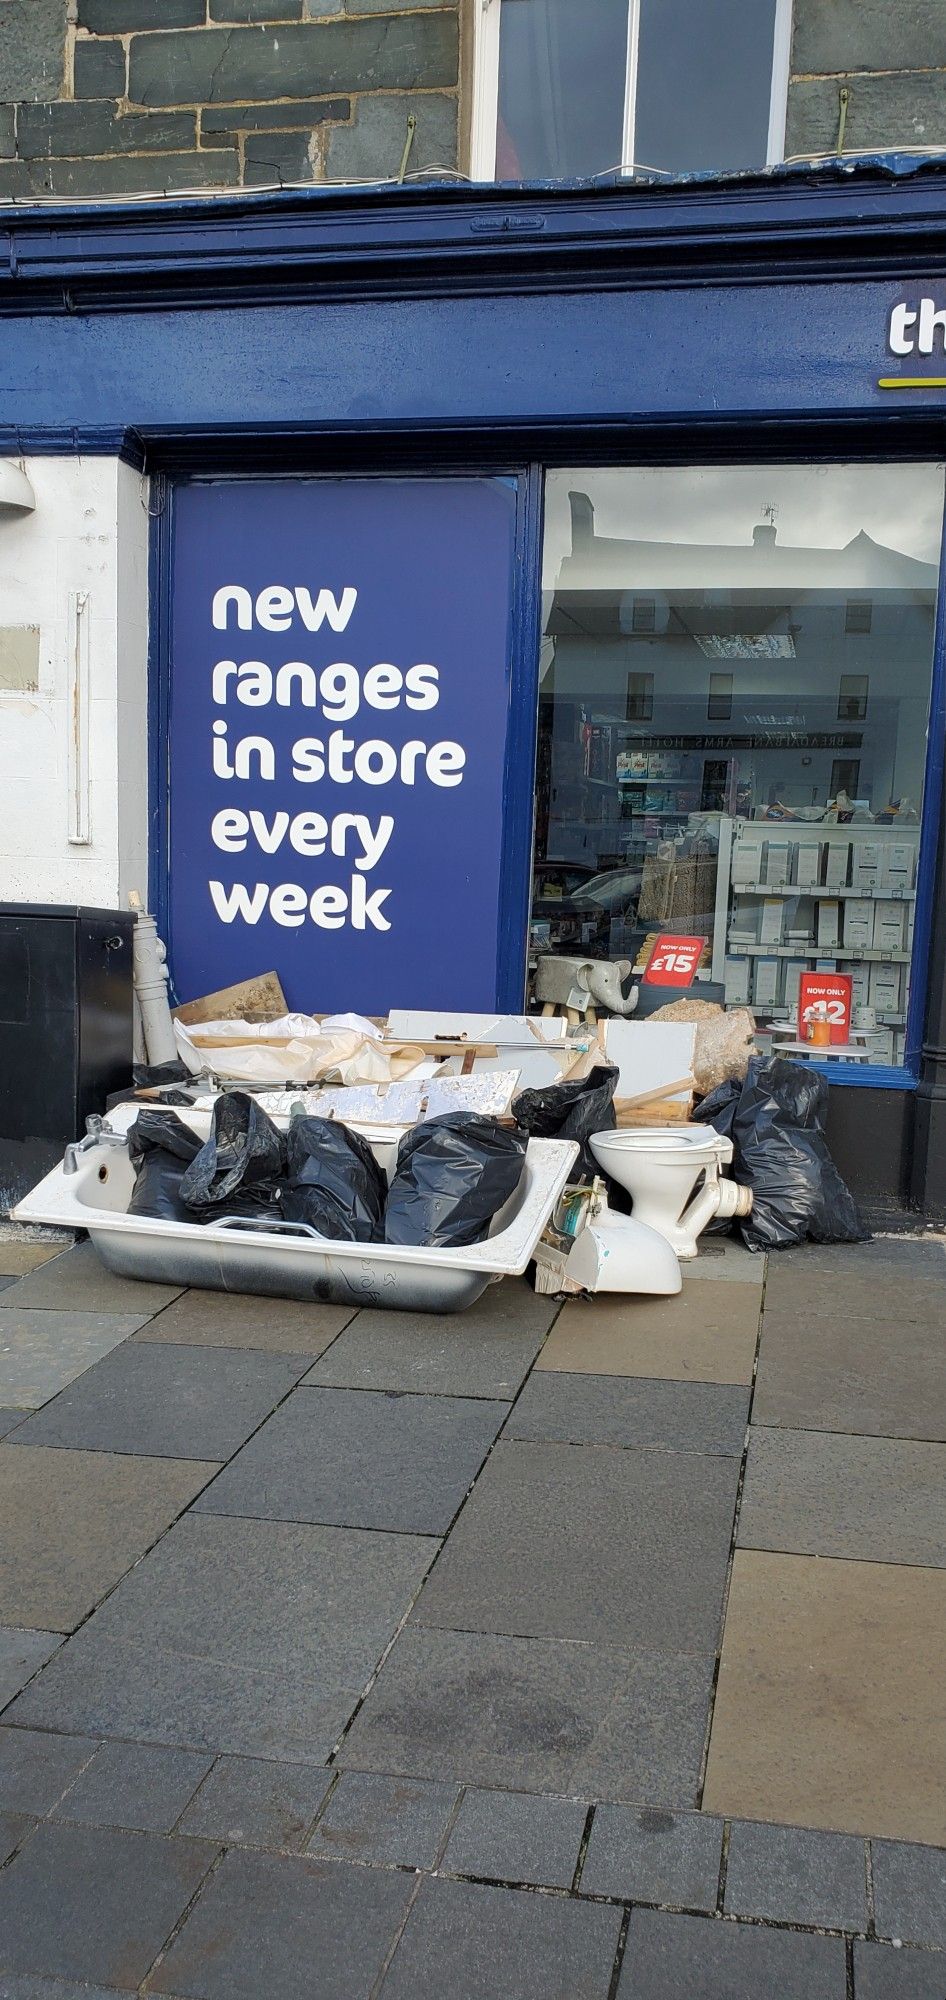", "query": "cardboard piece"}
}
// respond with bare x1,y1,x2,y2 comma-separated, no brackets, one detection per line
174,971,287,1025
